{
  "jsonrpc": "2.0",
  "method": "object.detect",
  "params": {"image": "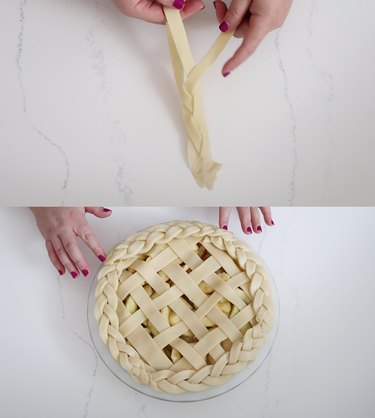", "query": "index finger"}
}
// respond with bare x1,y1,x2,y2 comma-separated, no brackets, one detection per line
76,222,106,263
222,14,269,74
59,230,90,276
